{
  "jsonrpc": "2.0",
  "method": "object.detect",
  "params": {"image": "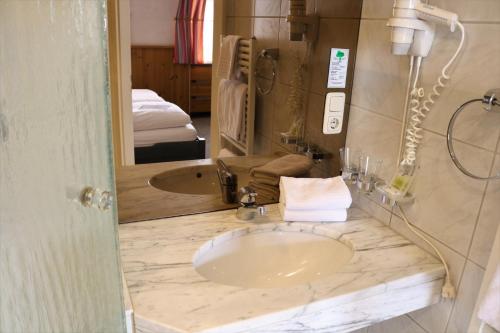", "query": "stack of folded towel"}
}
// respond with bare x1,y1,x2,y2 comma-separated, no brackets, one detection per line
249,154,313,201
279,176,352,222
